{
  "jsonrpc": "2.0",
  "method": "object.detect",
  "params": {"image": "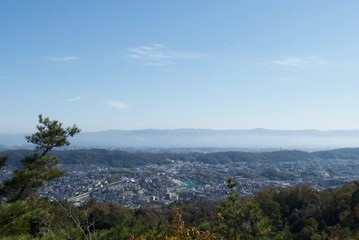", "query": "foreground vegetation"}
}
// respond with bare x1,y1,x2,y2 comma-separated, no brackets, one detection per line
2,180,359,239
2,116,359,239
